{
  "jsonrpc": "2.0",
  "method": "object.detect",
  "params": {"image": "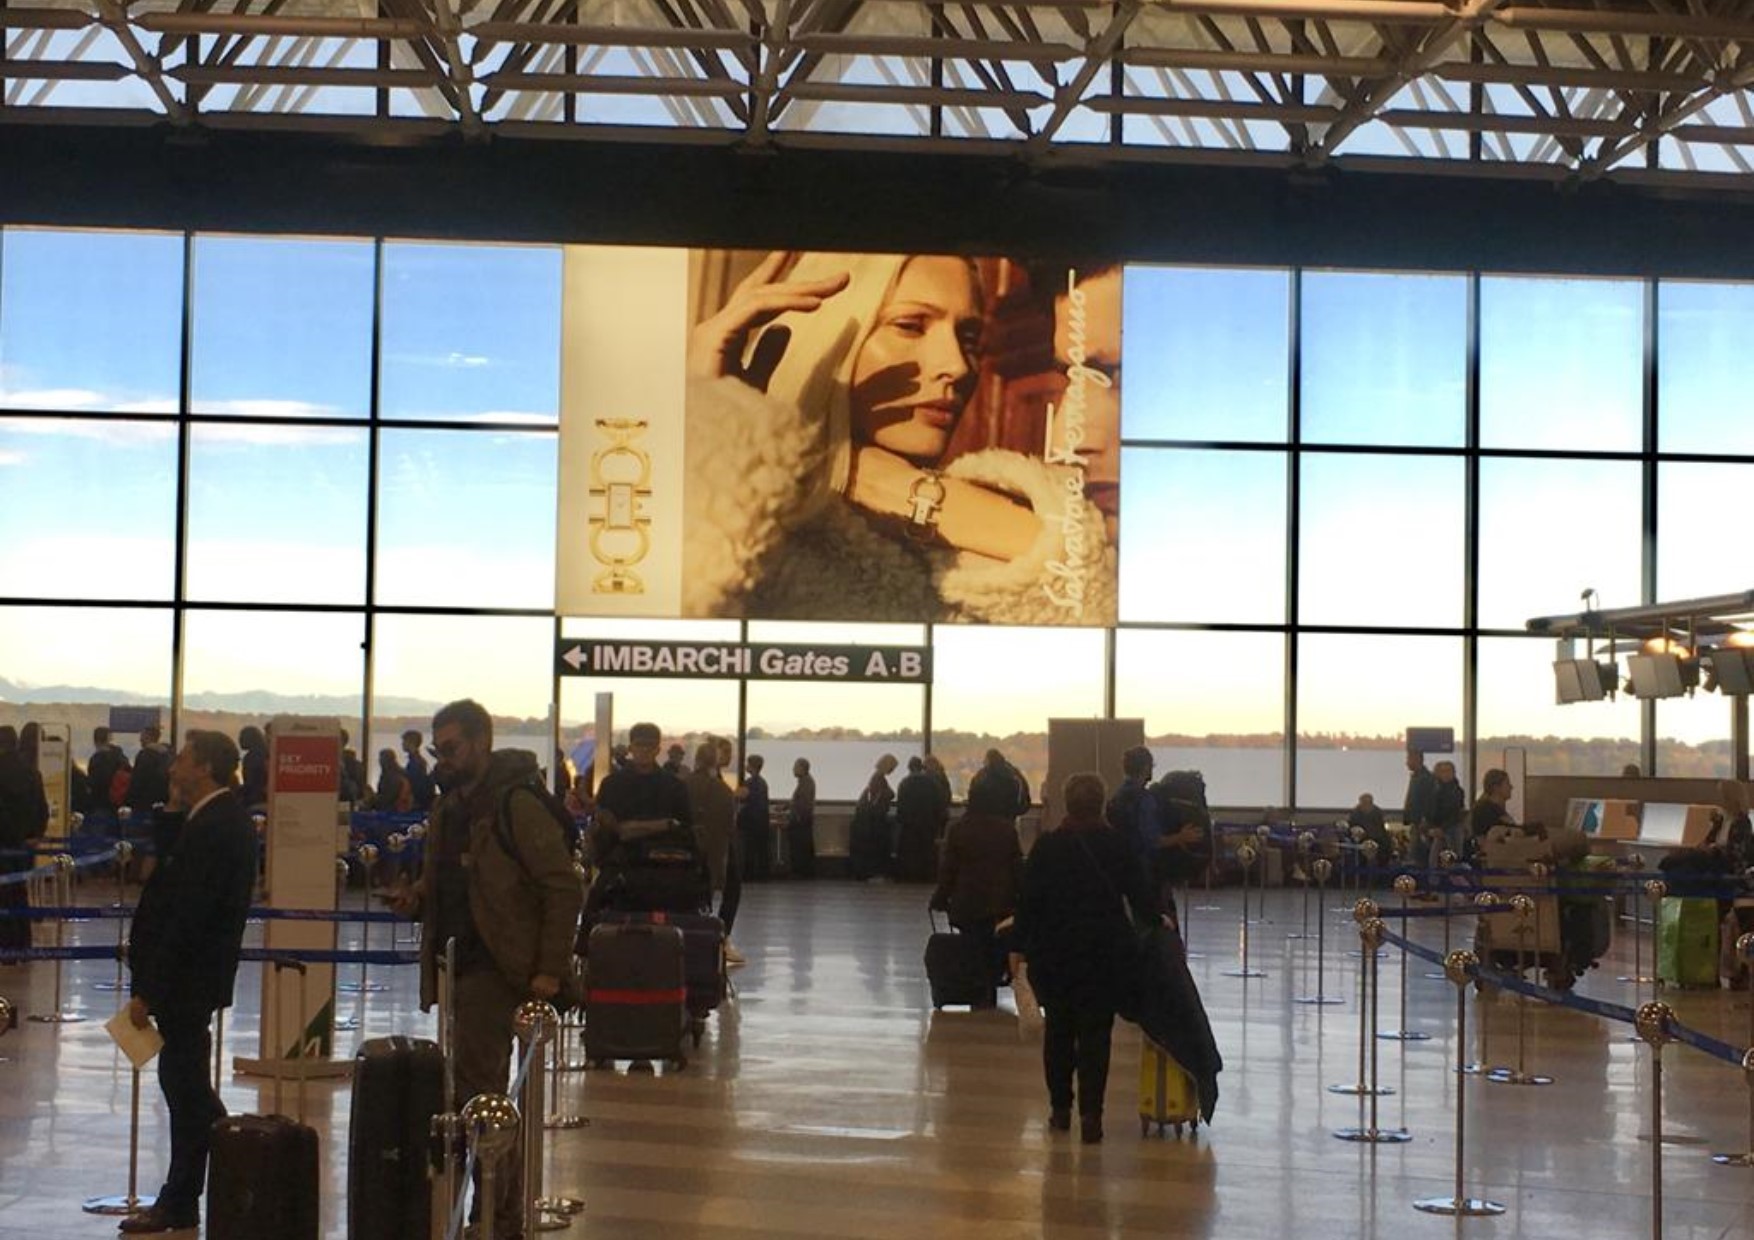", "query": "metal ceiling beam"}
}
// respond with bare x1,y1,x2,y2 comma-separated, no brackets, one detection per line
1123,46,1390,76
0,59,131,81
1585,58,1754,174
1433,60,1703,93
1026,0,1141,152
470,22,753,50
136,13,429,39
93,0,191,123
787,79,1049,106
1085,93,1337,121
1377,106,1631,136
168,64,439,87
479,70,747,95
791,32,1079,60
1492,6,1754,40
0,8,94,31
